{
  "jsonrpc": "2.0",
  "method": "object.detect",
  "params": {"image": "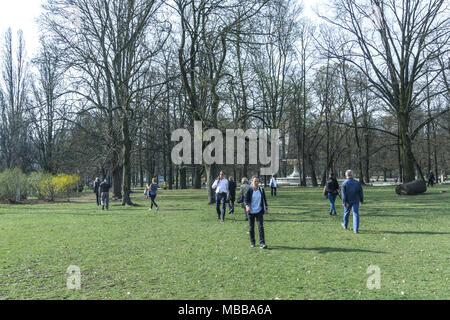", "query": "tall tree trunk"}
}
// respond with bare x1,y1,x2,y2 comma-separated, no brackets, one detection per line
112,164,122,199
206,163,217,204
180,166,187,189
398,113,416,182
121,116,133,205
